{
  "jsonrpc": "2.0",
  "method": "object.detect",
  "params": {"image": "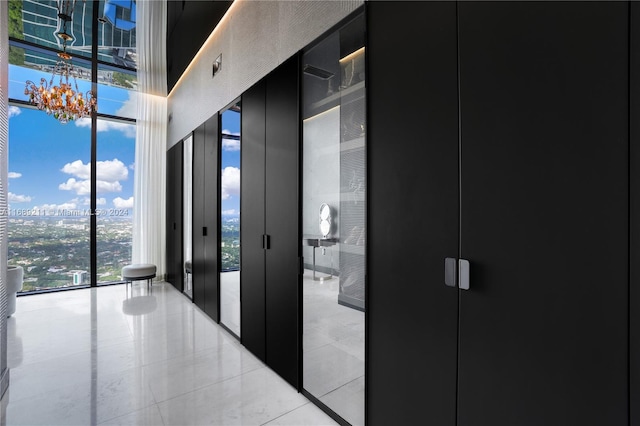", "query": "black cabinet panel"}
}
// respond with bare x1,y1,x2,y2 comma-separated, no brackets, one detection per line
166,141,183,290
241,81,267,362
265,54,300,389
458,3,629,424
193,115,220,319
193,123,206,307
367,2,459,425
631,4,640,423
